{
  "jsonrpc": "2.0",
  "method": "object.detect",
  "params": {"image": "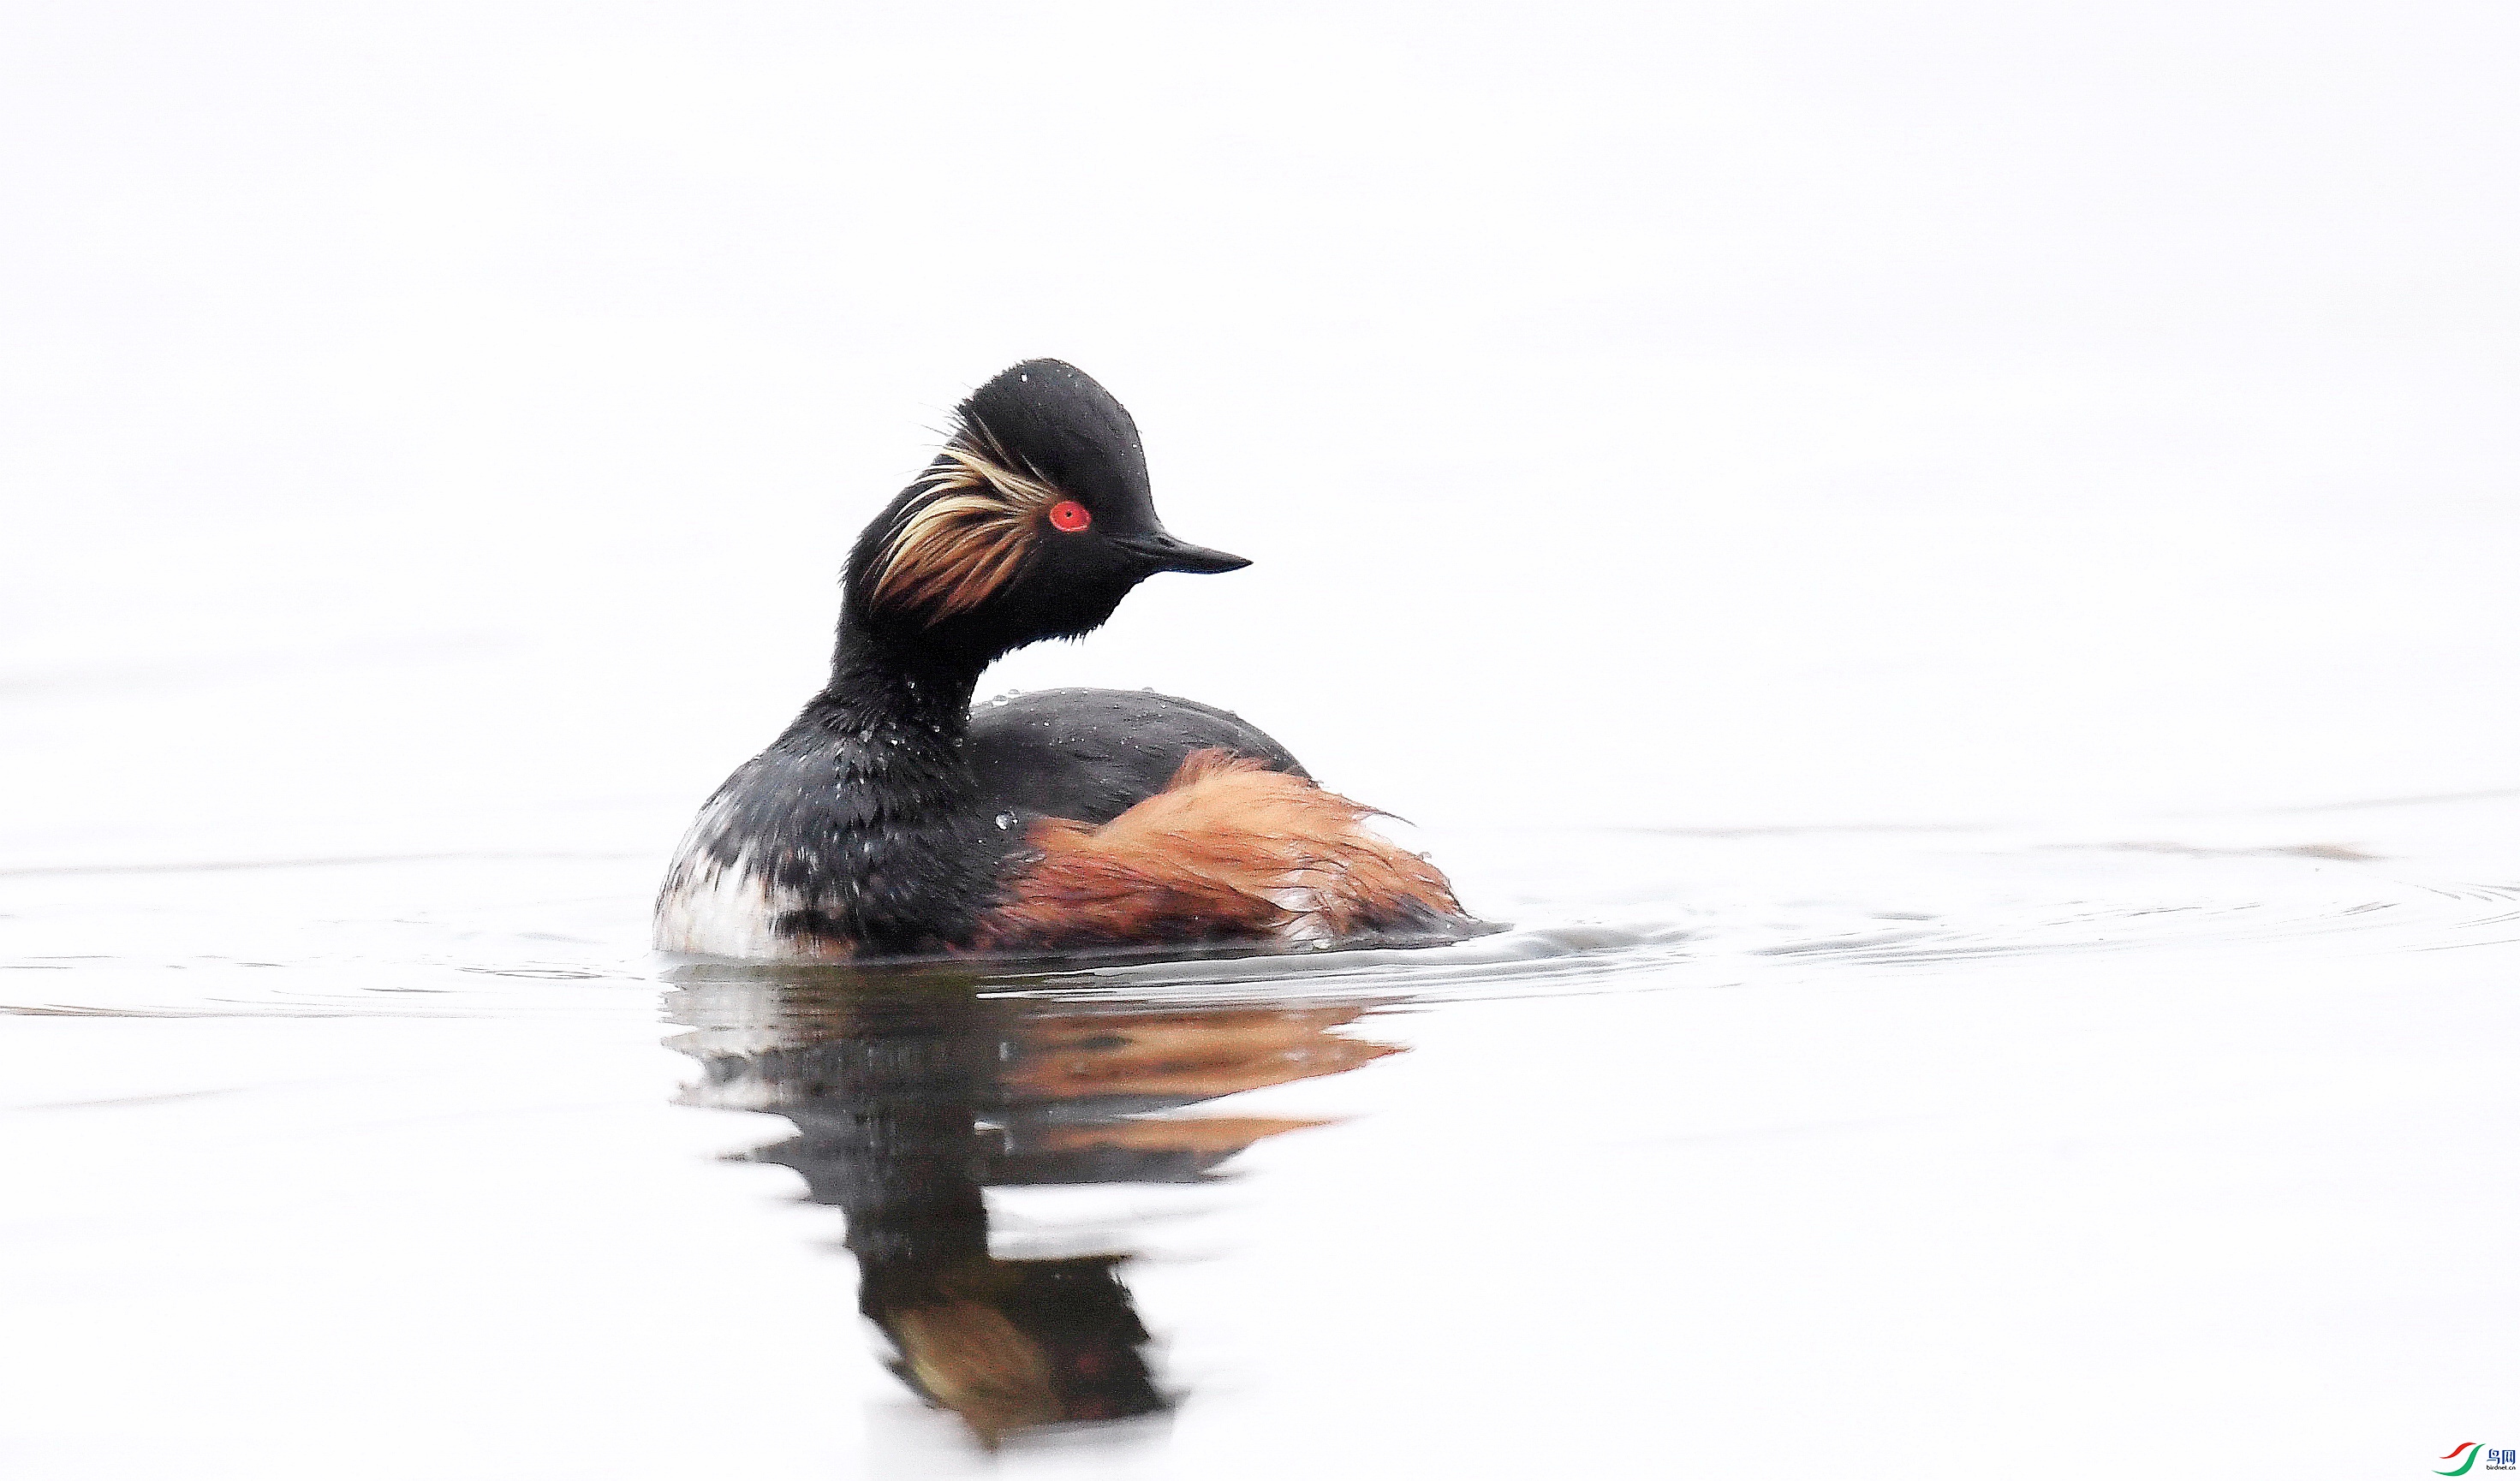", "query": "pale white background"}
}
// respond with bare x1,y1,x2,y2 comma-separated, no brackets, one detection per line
8,1,2517,871
4,9,2517,1479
